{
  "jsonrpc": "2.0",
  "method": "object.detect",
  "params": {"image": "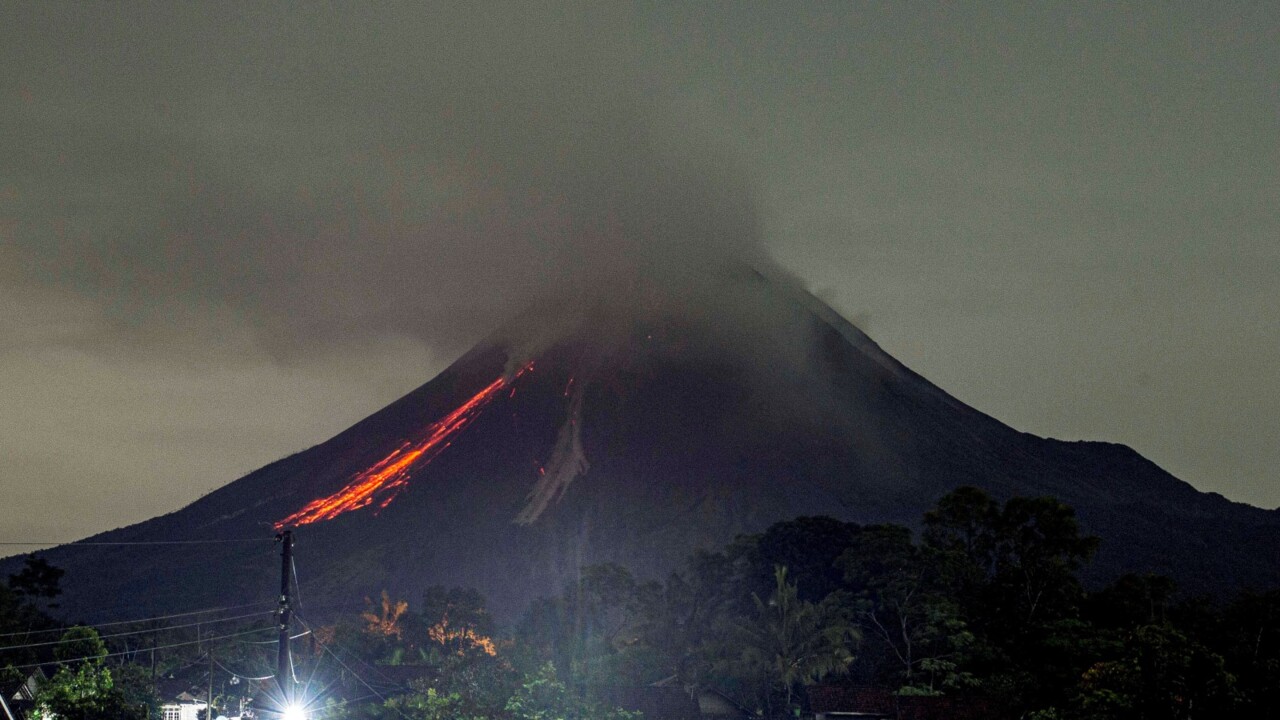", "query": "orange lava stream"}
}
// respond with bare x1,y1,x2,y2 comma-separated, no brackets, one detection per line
275,365,531,529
